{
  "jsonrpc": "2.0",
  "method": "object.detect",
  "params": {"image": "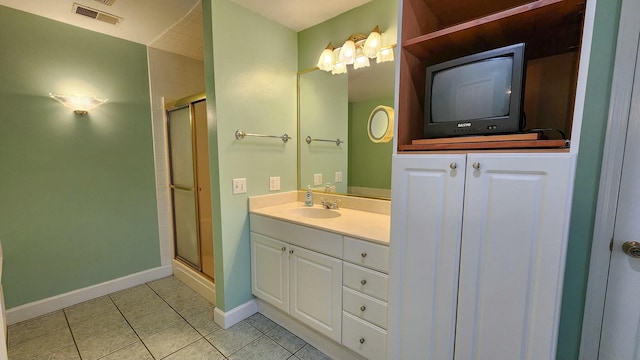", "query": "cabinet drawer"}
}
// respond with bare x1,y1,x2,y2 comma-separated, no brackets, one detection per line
343,262,388,301
342,287,388,329
343,236,389,273
342,312,387,360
